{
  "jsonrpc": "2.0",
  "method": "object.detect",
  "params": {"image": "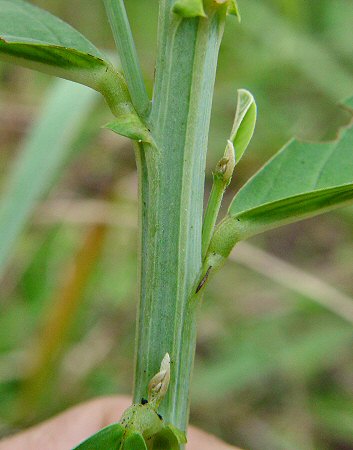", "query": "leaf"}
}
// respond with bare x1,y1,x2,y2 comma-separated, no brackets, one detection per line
123,430,148,450
0,0,130,109
230,89,257,165
73,423,124,449
0,79,98,279
164,424,187,444
104,115,154,144
173,0,206,18
150,429,179,450
145,423,186,450
209,97,353,258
